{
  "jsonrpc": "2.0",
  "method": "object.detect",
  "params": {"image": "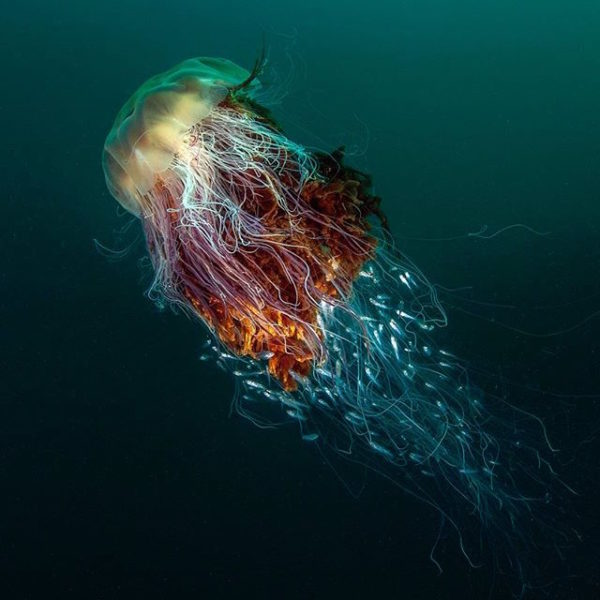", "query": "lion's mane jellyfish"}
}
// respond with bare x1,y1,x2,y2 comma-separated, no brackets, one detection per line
103,57,568,587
